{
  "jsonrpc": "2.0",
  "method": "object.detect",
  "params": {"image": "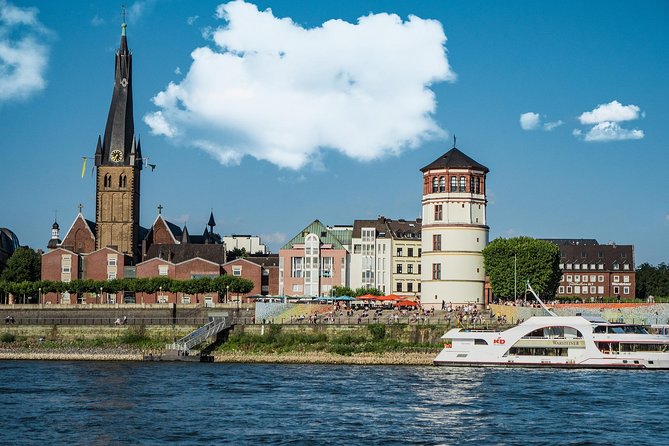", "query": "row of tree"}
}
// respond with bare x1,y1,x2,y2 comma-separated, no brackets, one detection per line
635,263,669,298
0,275,255,303
331,286,383,297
